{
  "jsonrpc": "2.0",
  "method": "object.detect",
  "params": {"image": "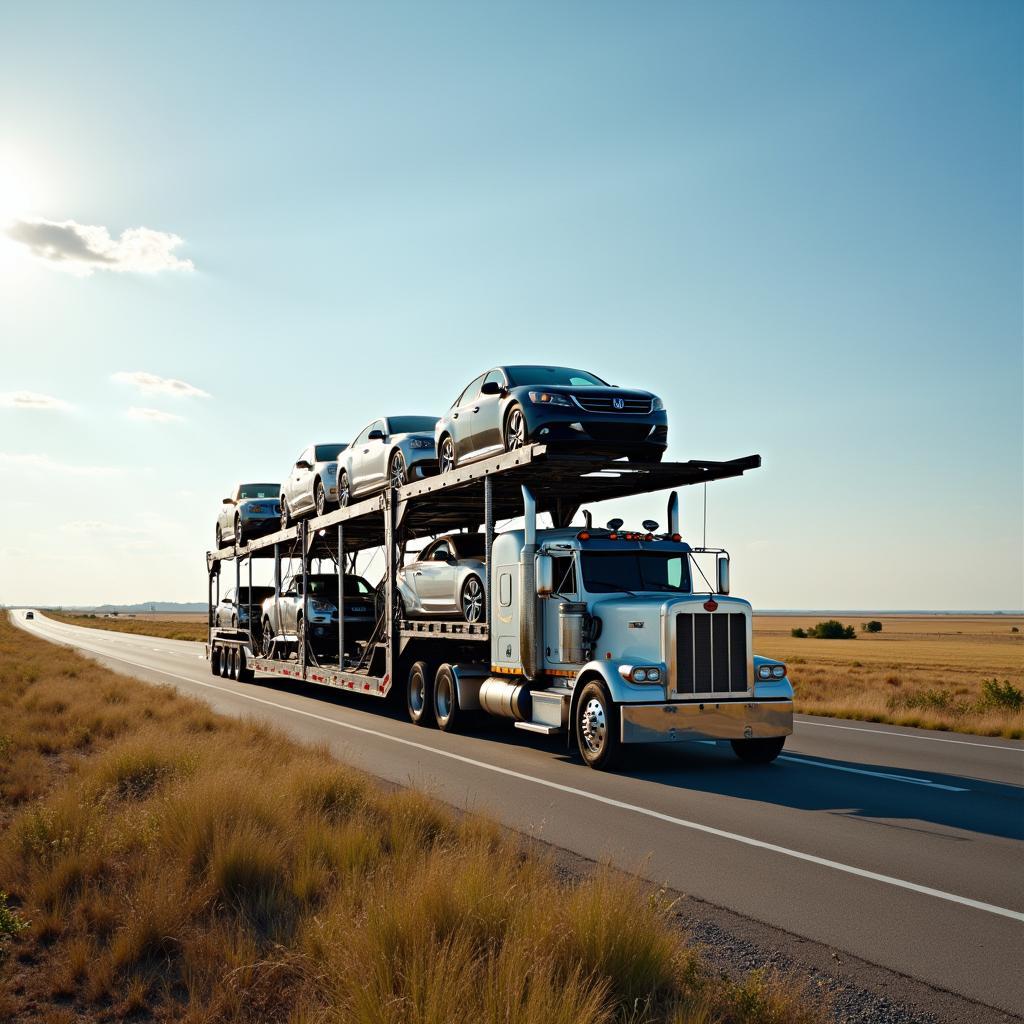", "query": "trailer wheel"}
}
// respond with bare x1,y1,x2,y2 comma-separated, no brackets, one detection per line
219,646,232,678
730,736,785,764
238,648,254,683
228,647,240,680
574,680,621,770
210,644,221,676
407,660,435,727
433,664,464,733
